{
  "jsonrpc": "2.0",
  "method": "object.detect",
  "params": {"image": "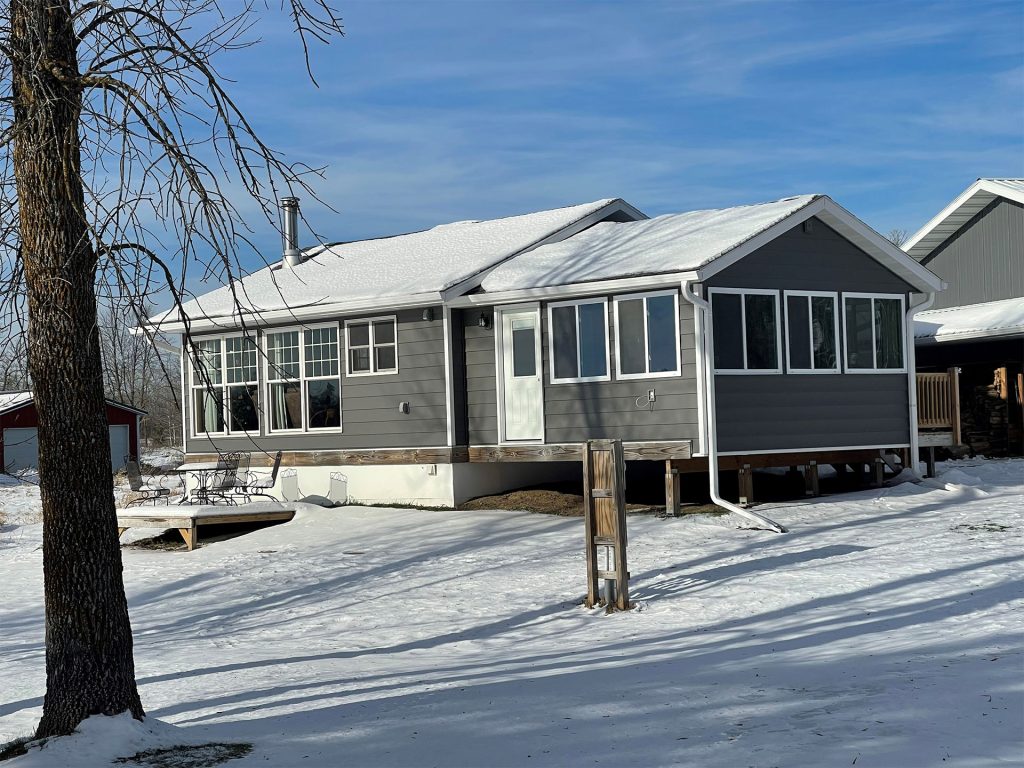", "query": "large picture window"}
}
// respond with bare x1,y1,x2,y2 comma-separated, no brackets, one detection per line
548,298,610,383
266,324,341,432
346,317,398,376
190,334,260,436
613,291,681,379
709,288,782,373
784,291,839,373
843,293,906,372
